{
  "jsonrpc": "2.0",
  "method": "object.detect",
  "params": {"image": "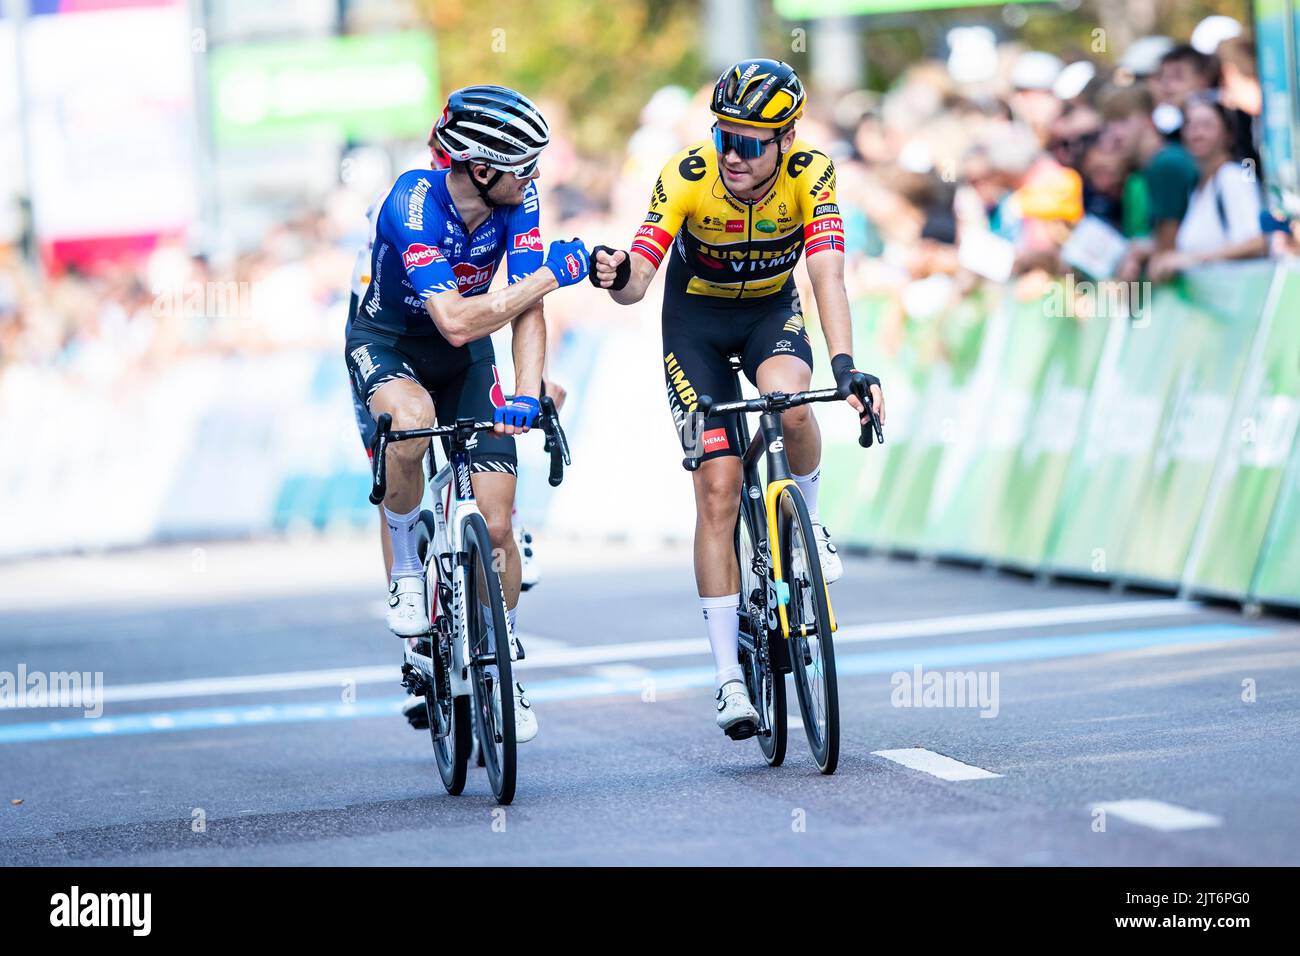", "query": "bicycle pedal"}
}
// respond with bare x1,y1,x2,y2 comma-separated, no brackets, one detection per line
724,719,759,741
